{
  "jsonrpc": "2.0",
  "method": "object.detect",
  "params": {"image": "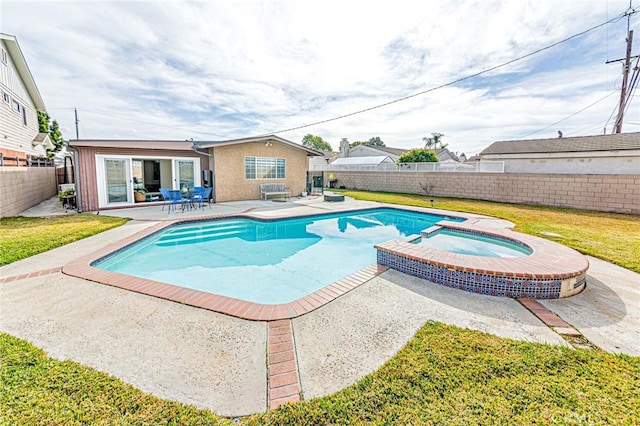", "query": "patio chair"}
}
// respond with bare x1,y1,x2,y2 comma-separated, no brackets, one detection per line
160,188,185,214
194,187,212,209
